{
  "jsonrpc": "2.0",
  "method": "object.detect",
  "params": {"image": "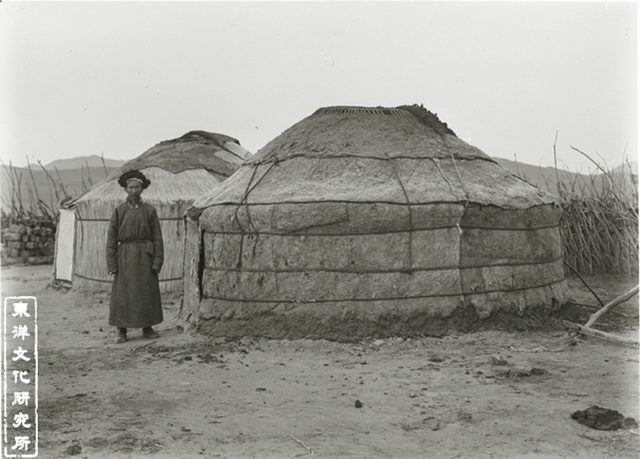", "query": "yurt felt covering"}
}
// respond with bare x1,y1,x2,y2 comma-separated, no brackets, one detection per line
183,106,570,340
